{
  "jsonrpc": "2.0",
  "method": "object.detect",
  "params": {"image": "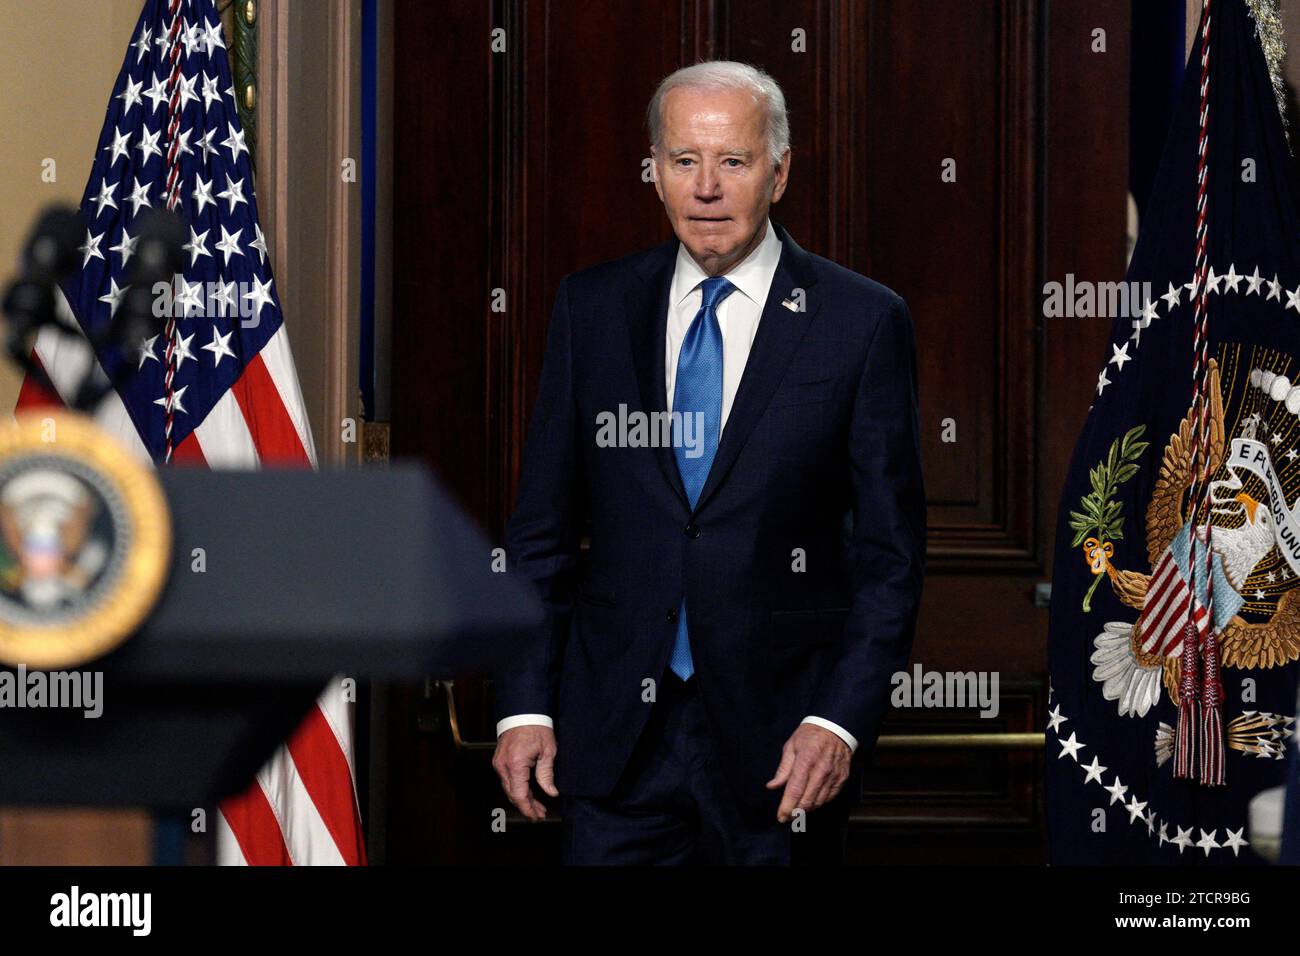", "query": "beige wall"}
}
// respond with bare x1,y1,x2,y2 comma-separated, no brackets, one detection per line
0,0,143,414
